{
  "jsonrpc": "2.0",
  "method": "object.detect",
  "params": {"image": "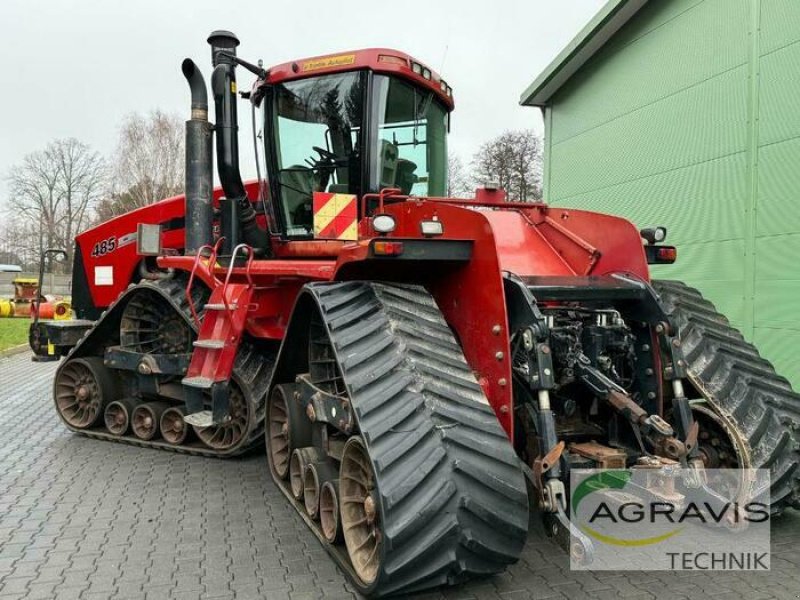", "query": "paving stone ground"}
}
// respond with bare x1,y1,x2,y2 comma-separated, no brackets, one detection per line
1,351,800,600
